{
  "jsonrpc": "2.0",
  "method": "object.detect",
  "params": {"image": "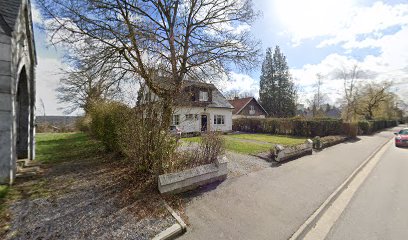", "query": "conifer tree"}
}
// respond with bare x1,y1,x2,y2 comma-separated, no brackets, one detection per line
259,46,296,117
